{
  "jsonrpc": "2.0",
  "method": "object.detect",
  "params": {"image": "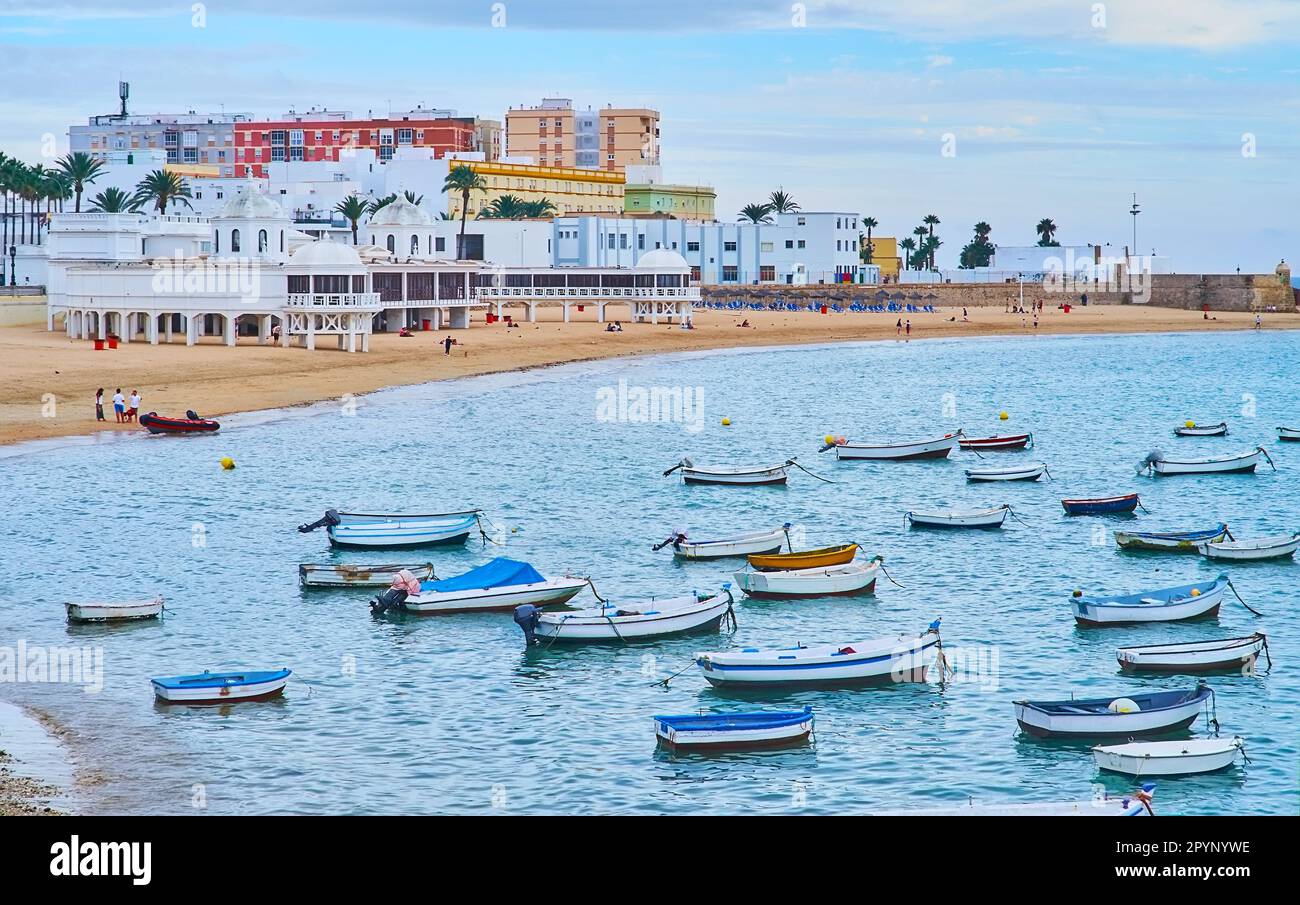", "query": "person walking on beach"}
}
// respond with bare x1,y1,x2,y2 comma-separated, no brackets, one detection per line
905,319,912,339
1255,313,1262,331
112,388,125,423
896,317,902,337
95,388,106,422
1033,313,1039,330
962,307,969,322
443,334,453,355
127,390,141,422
